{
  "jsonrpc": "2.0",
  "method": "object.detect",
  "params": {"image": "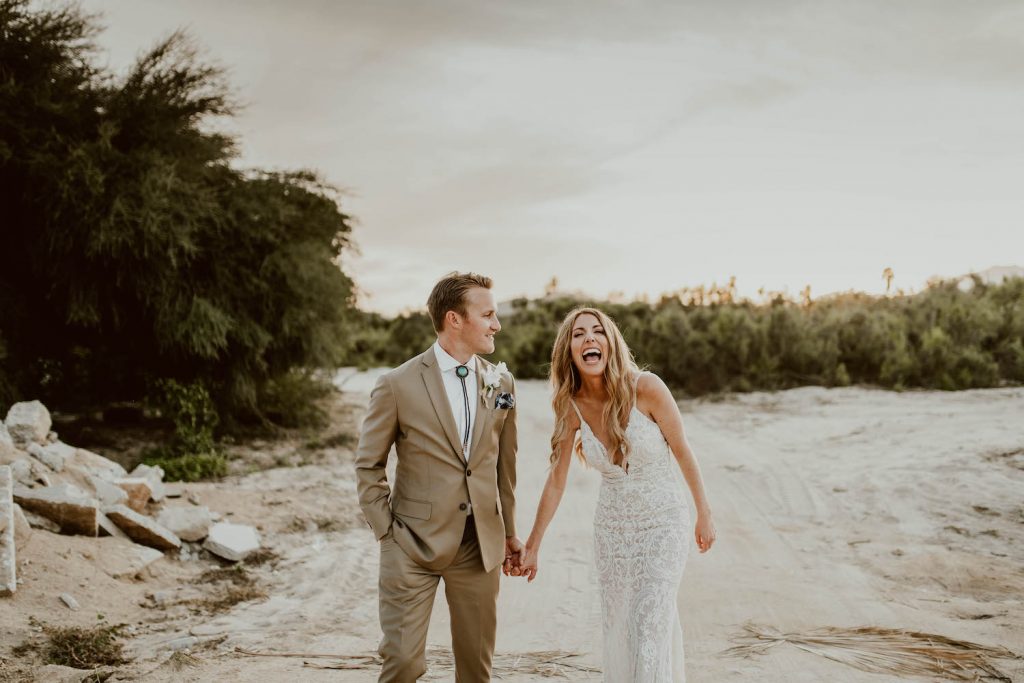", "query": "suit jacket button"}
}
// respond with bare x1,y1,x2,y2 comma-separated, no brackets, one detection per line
466,469,472,477
459,503,467,511
395,520,404,528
